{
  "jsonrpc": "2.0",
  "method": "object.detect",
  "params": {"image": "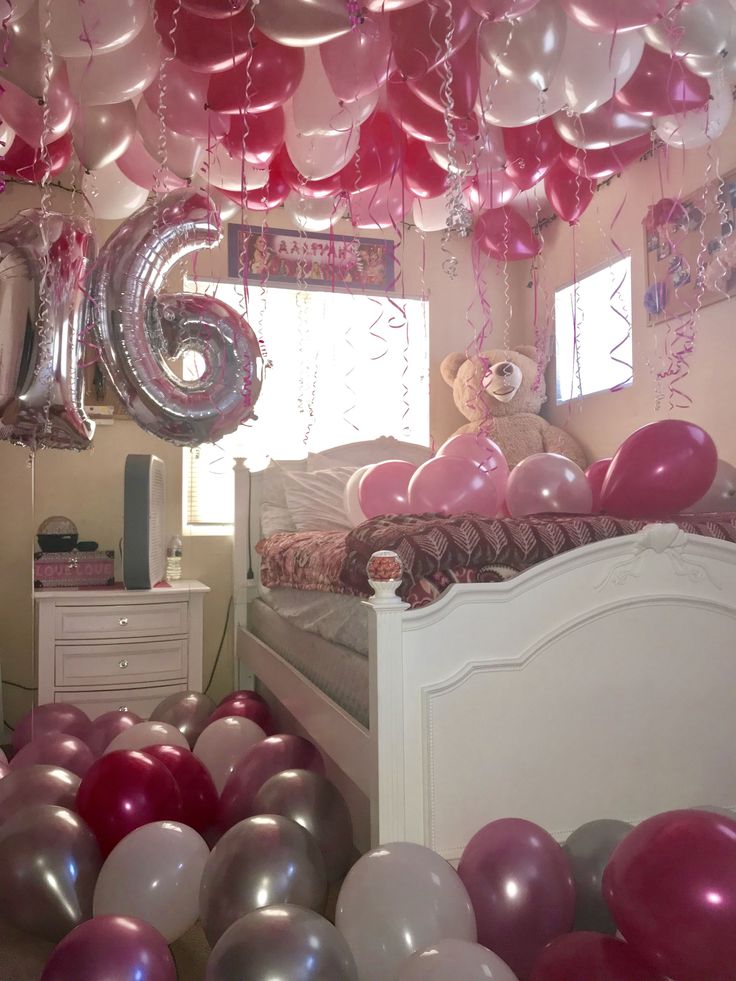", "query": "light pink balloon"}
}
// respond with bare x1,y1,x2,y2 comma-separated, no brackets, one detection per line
144,61,228,140
349,173,416,229
0,763,8,781
117,134,187,190
85,711,144,759
320,10,392,102
358,460,417,518
0,68,76,147
437,433,510,507
9,731,95,778
689,459,736,513
464,168,520,213
65,15,162,106
137,98,206,180
506,453,593,517
409,456,500,517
